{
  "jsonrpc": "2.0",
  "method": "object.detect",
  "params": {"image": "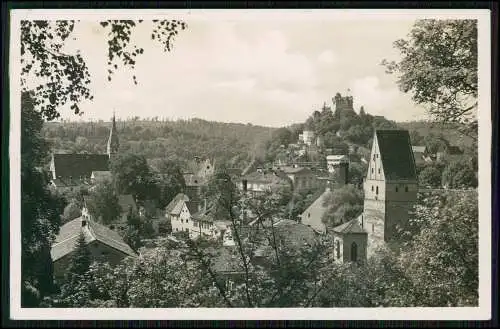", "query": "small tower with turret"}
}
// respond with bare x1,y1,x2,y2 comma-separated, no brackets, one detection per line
107,112,119,159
